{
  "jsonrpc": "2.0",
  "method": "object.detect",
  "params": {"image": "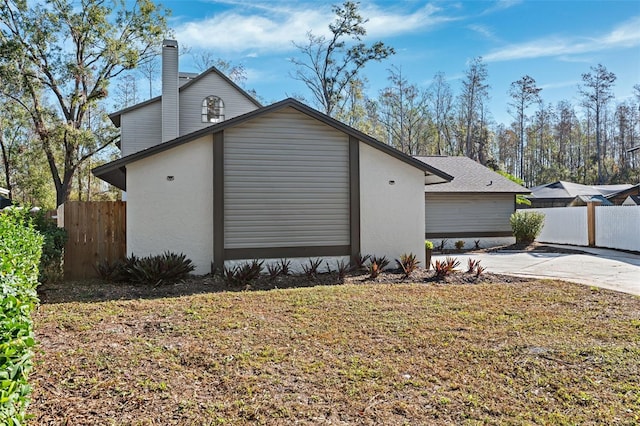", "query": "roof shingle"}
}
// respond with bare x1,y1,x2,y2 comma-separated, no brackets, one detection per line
415,156,530,193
